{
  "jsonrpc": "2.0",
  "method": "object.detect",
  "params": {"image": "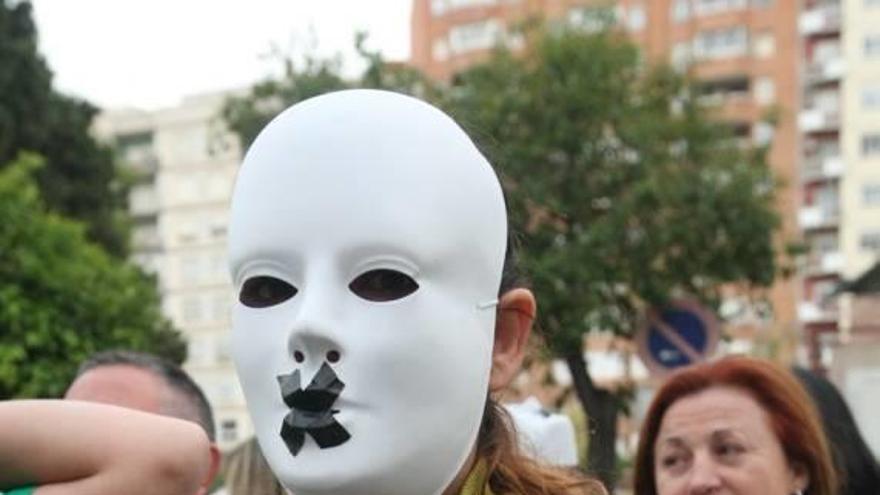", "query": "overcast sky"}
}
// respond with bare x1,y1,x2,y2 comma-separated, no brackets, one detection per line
30,0,413,110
